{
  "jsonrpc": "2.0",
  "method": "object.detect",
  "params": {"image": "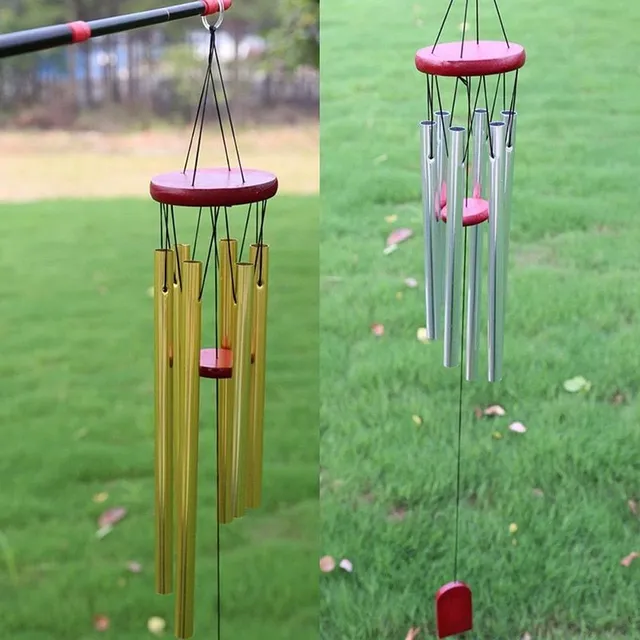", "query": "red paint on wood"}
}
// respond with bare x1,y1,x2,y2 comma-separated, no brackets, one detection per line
150,168,278,208
199,348,233,379
416,41,525,77
201,0,233,15
435,581,473,638
68,21,91,44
